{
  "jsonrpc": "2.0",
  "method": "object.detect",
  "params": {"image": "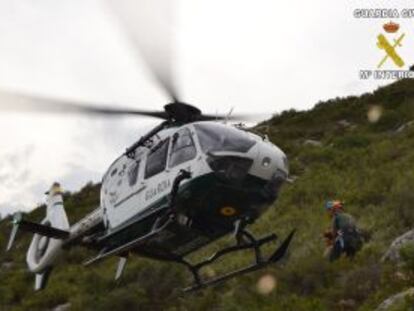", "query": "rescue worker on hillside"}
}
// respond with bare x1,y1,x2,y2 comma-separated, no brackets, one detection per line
323,200,363,261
